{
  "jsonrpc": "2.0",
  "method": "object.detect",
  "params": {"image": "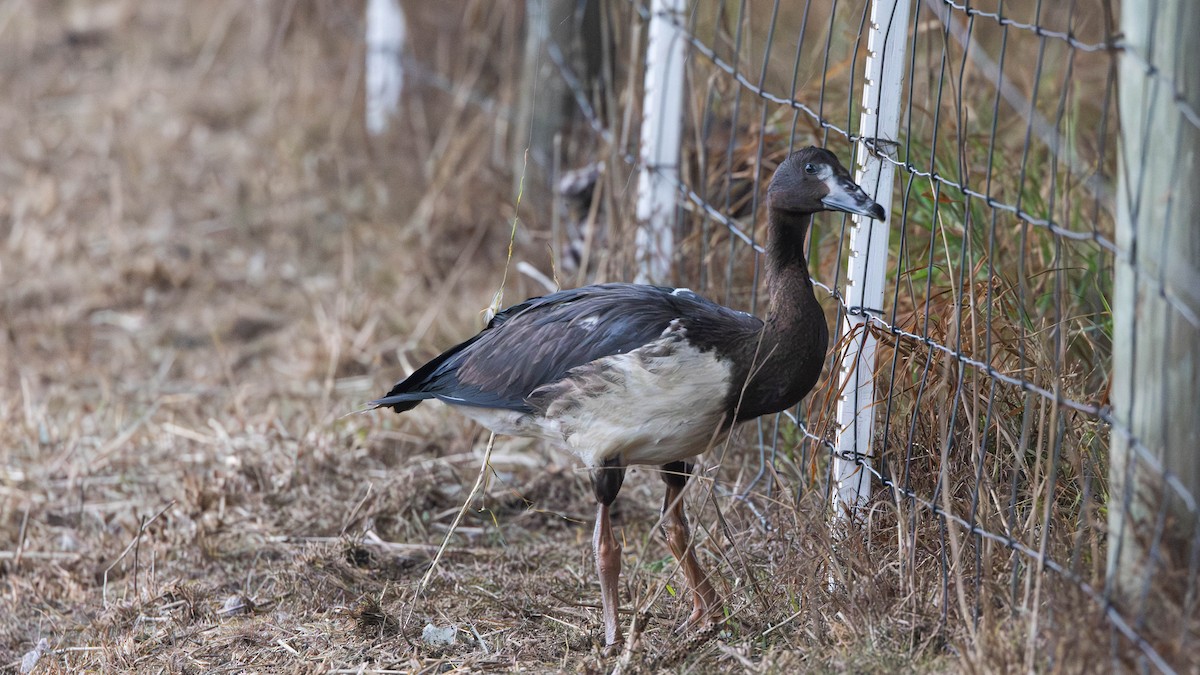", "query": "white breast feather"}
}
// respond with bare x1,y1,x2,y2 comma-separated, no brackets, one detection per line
556,340,732,467
449,325,734,468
